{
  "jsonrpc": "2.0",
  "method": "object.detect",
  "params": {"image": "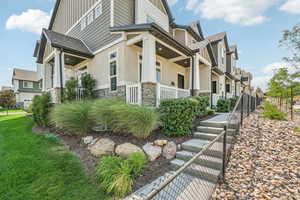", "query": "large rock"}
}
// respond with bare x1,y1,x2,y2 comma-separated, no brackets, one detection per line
163,142,177,159
154,139,168,146
88,138,115,157
143,143,162,161
115,143,144,158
